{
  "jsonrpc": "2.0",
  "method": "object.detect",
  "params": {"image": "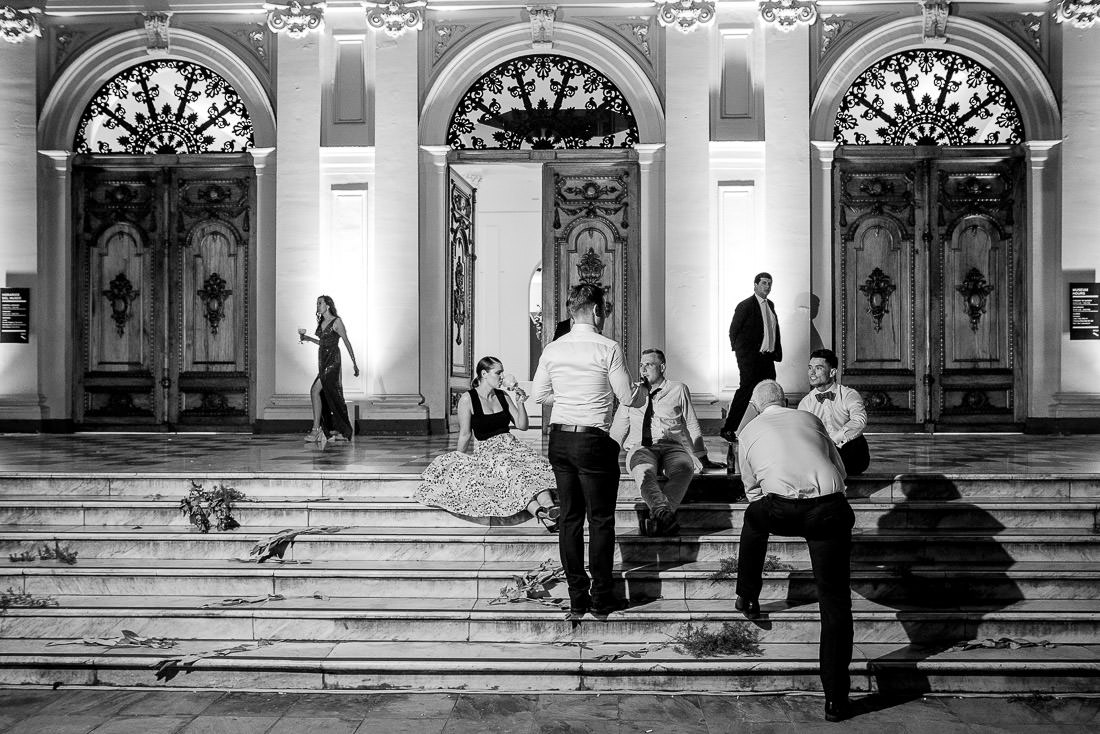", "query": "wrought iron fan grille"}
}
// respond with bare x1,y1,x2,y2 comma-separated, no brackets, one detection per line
834,50,1023,145
75,60,254,154
447,54,639,150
